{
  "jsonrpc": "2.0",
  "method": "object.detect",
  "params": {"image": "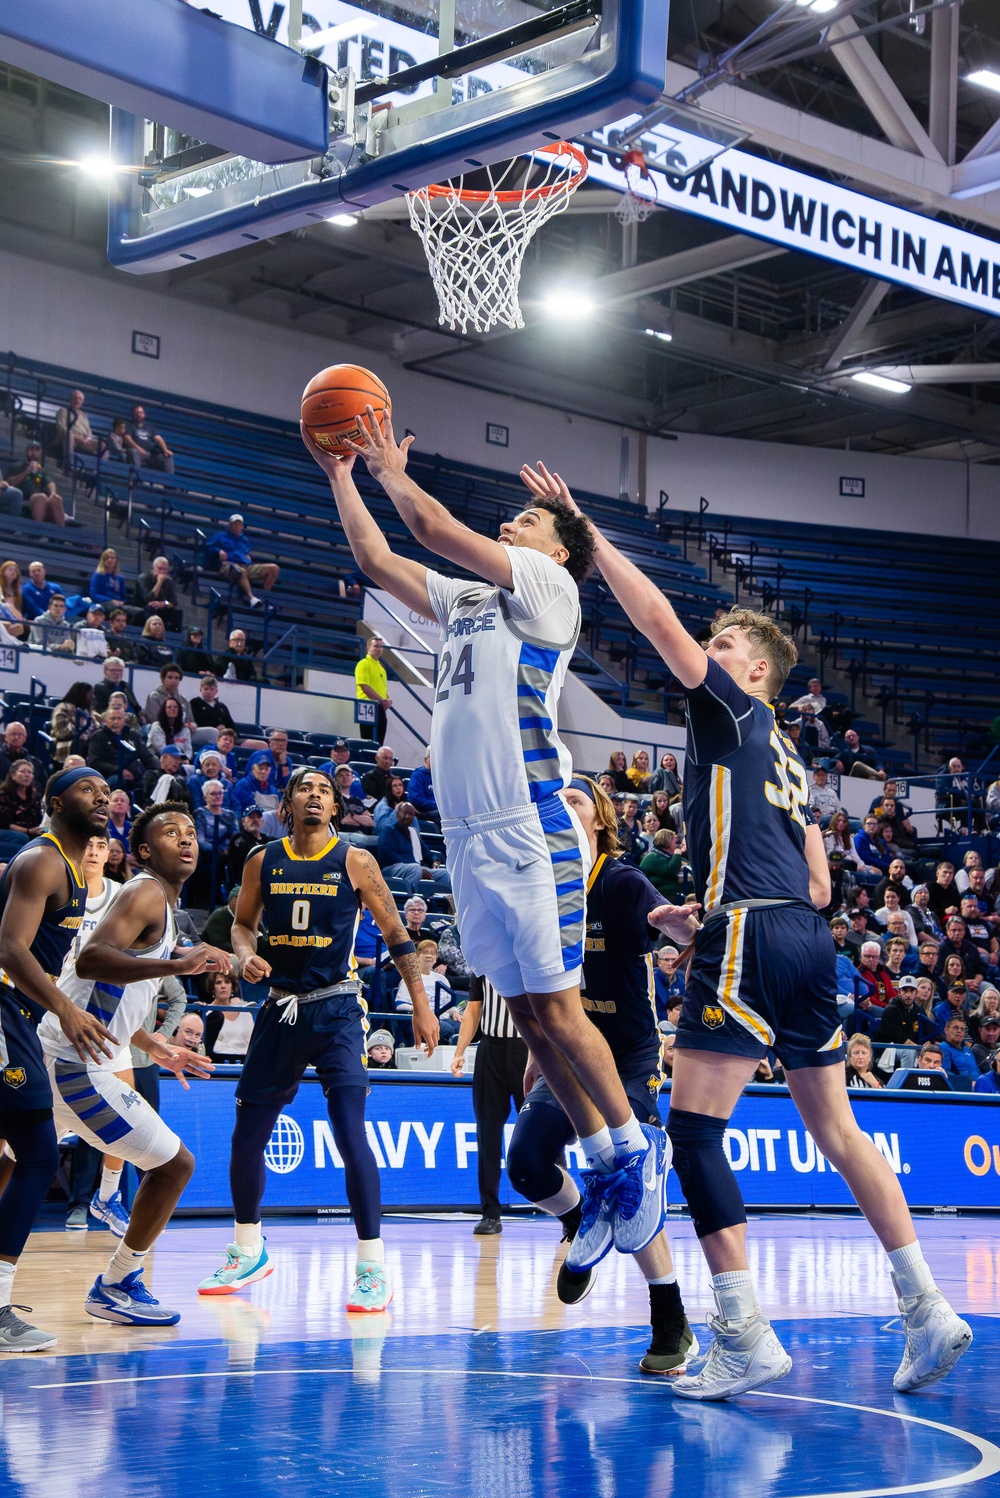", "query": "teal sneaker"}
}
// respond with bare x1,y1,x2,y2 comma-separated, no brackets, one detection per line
346,1261,392,1313
198,1241,273,1297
